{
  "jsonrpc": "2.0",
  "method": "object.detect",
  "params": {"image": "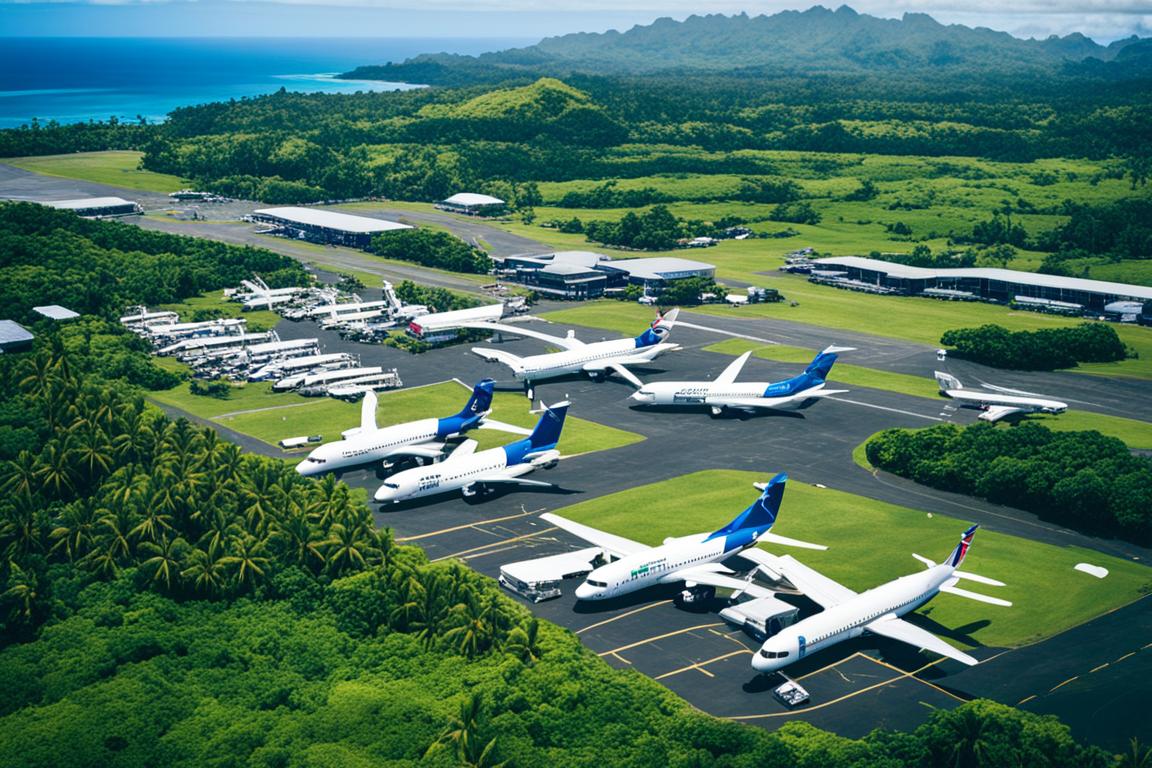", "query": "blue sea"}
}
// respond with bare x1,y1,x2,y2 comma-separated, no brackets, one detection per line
0,37,531,128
